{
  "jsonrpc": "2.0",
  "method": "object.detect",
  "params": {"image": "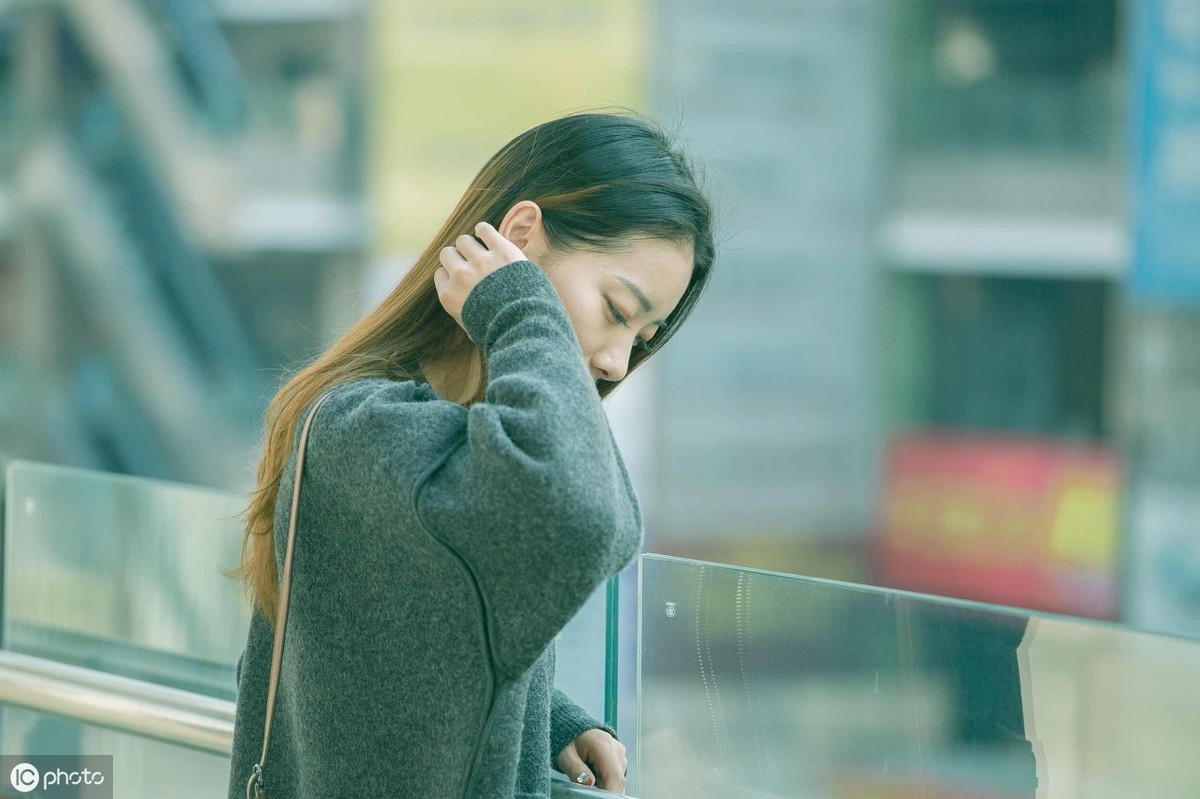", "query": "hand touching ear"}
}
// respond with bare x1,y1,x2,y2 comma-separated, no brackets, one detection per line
434,221,529,339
